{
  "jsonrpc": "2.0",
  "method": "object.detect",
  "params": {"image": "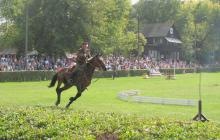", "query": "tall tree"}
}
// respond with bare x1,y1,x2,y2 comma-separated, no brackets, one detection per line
0,0,139,56
176,0,220,63
0,0,27,50
90,0,136,56
0,0,95,55
135,0,181,23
